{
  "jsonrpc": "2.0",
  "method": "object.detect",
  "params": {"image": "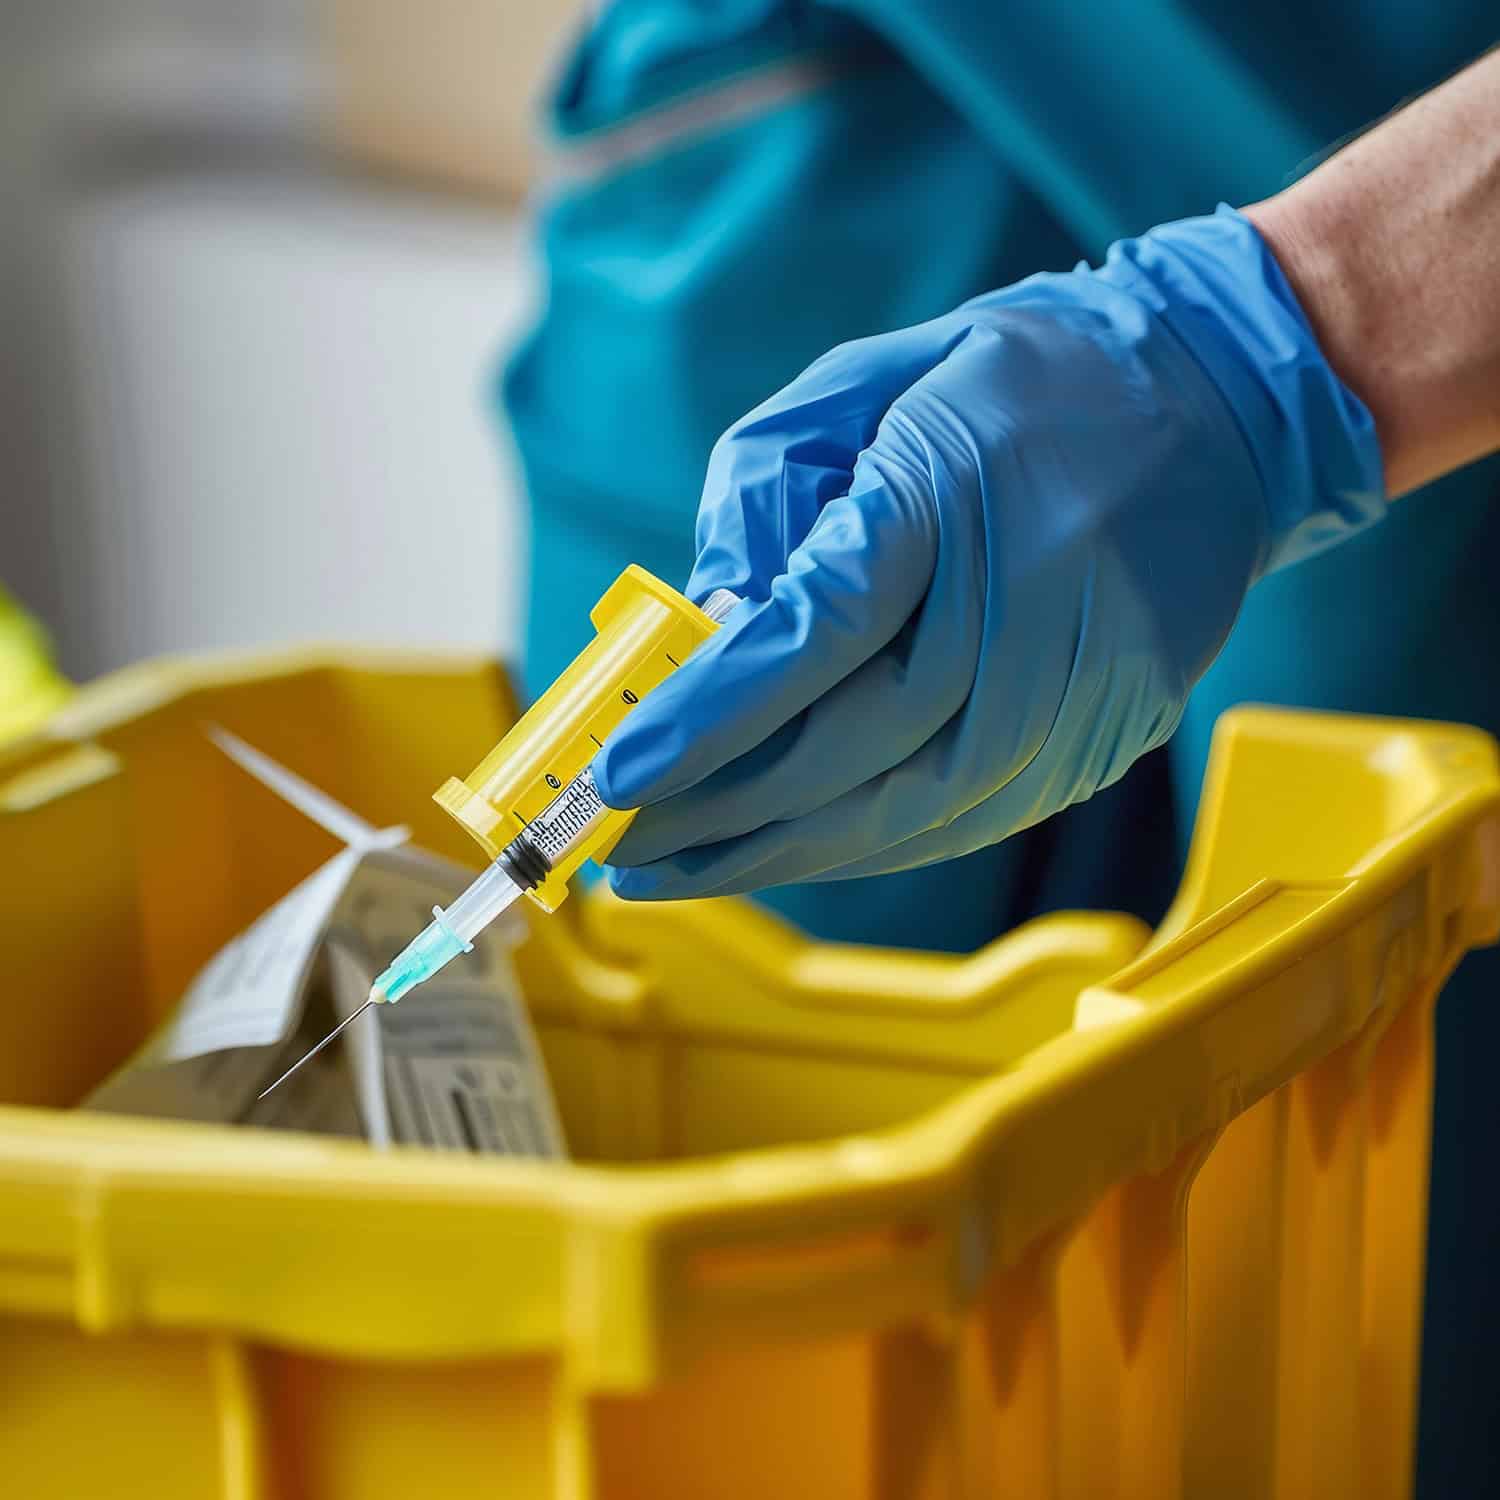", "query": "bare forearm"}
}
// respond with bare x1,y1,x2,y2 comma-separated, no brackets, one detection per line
1245,50,1500,498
